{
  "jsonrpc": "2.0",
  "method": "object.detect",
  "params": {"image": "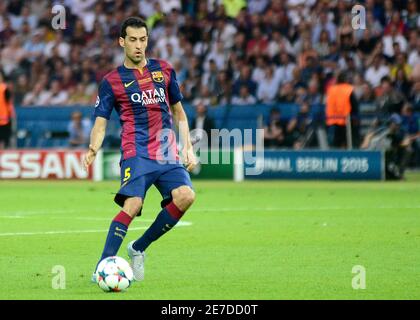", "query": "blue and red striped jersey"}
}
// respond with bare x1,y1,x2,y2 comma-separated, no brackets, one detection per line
93,58,182,161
